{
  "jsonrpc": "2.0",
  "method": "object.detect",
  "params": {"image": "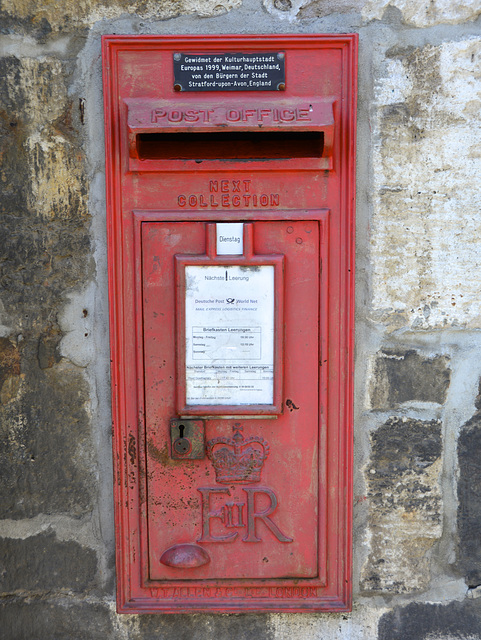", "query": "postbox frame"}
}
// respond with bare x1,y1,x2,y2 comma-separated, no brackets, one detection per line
103,34,357,614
